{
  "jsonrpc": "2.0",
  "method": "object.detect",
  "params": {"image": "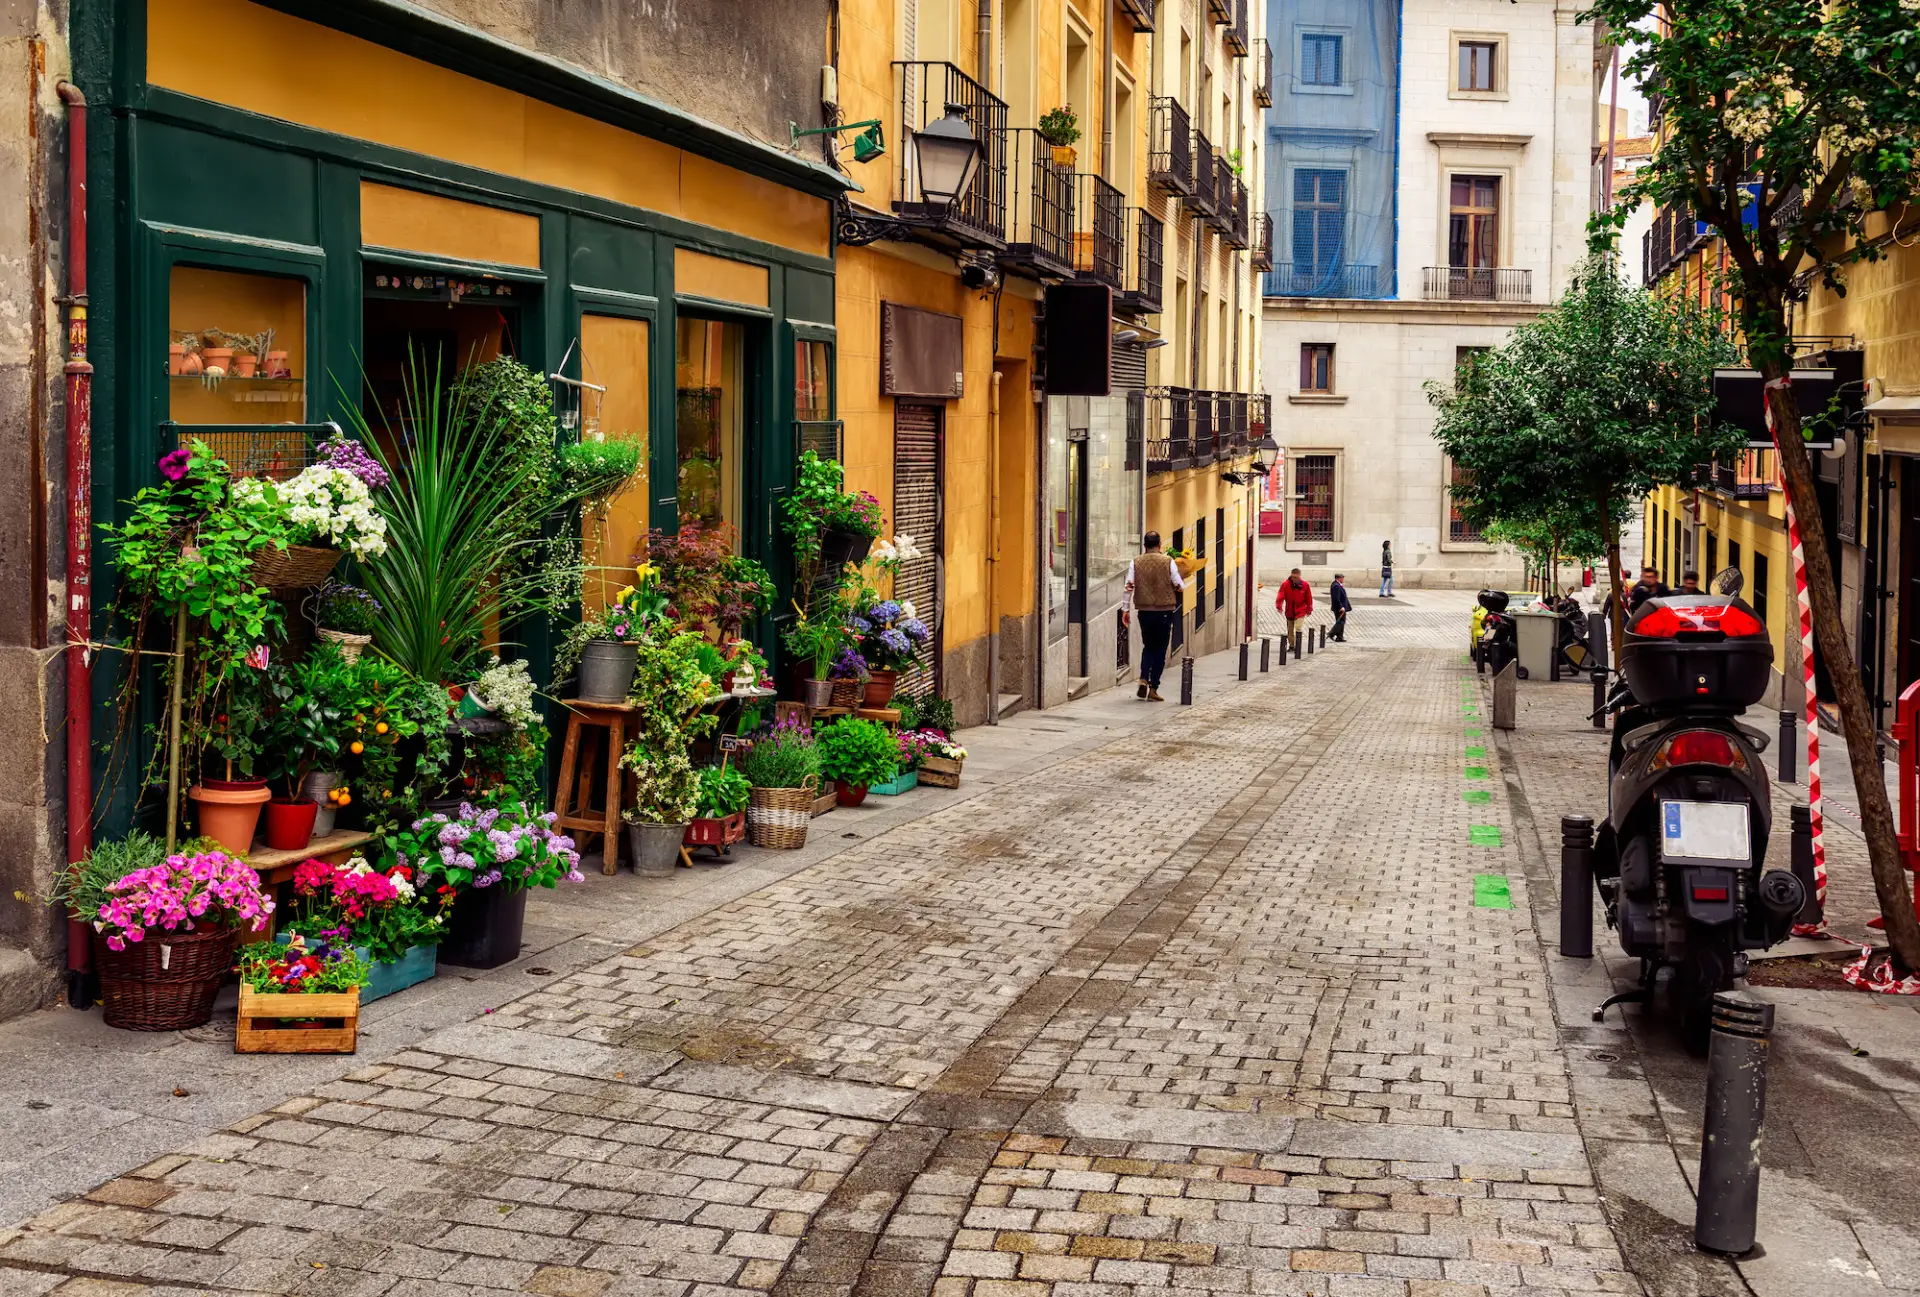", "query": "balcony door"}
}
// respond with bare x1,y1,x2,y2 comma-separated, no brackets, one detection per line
1448,175,1500,269
1292,169,1347,291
